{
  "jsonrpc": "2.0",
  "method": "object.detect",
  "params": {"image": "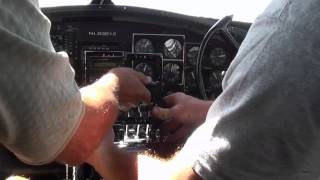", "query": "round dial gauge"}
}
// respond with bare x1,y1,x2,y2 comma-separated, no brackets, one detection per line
204,70,226,100
185,71,197,90
135,63,154,78
187,46,199,66
163,63,181,84
163,39,182,59
209,48,228,67
207,70,226,90
135,38,154,53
